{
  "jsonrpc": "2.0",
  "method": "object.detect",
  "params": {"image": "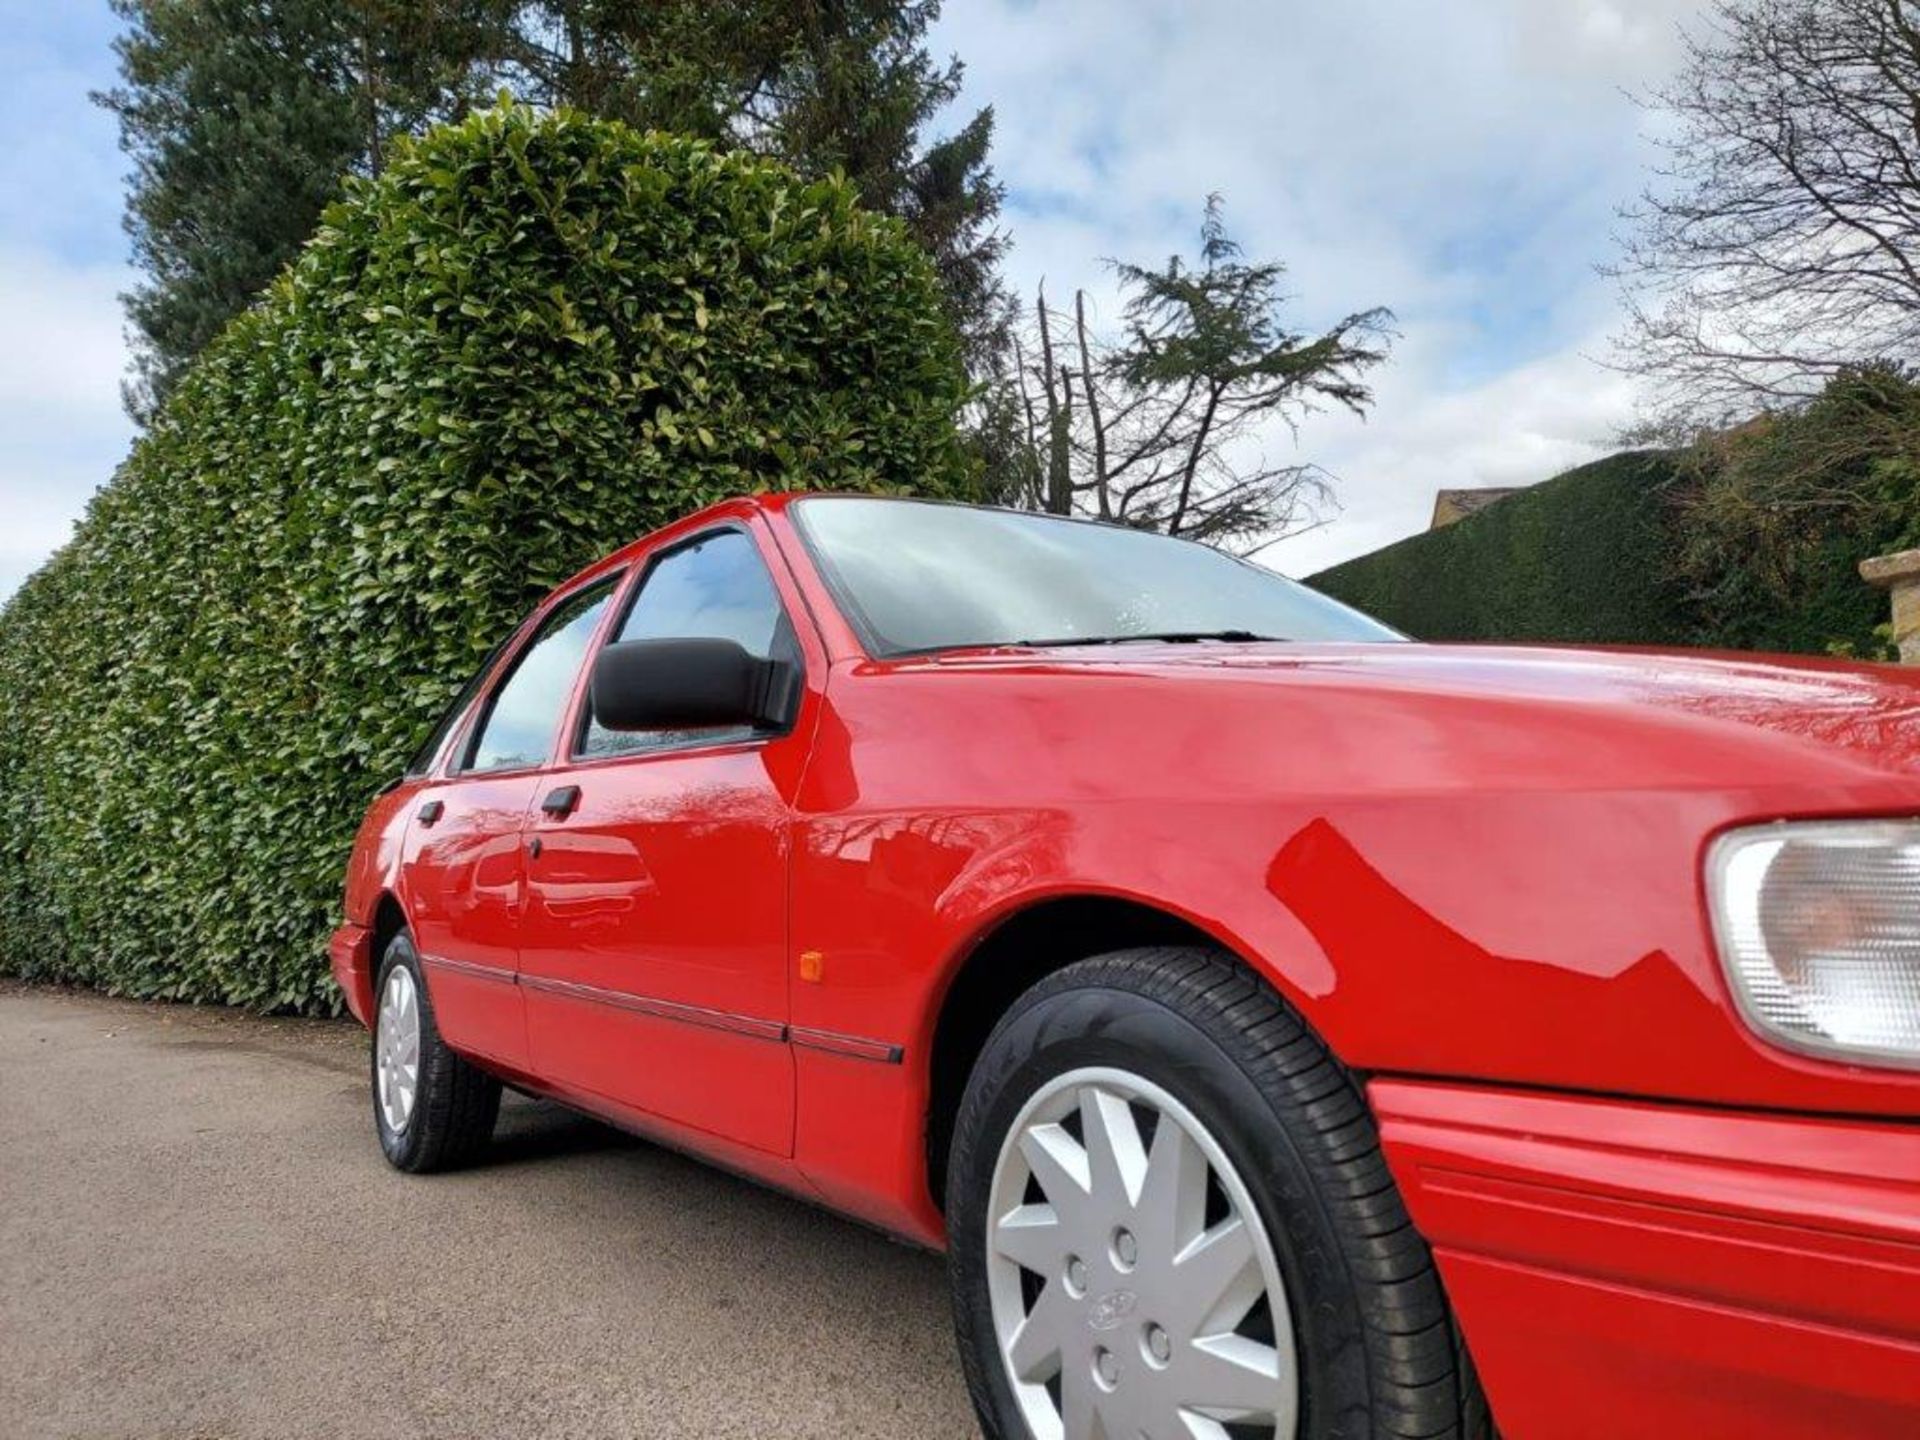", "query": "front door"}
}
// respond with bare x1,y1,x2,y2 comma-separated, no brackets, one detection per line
518,526,810,1156
401,578,618,1070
